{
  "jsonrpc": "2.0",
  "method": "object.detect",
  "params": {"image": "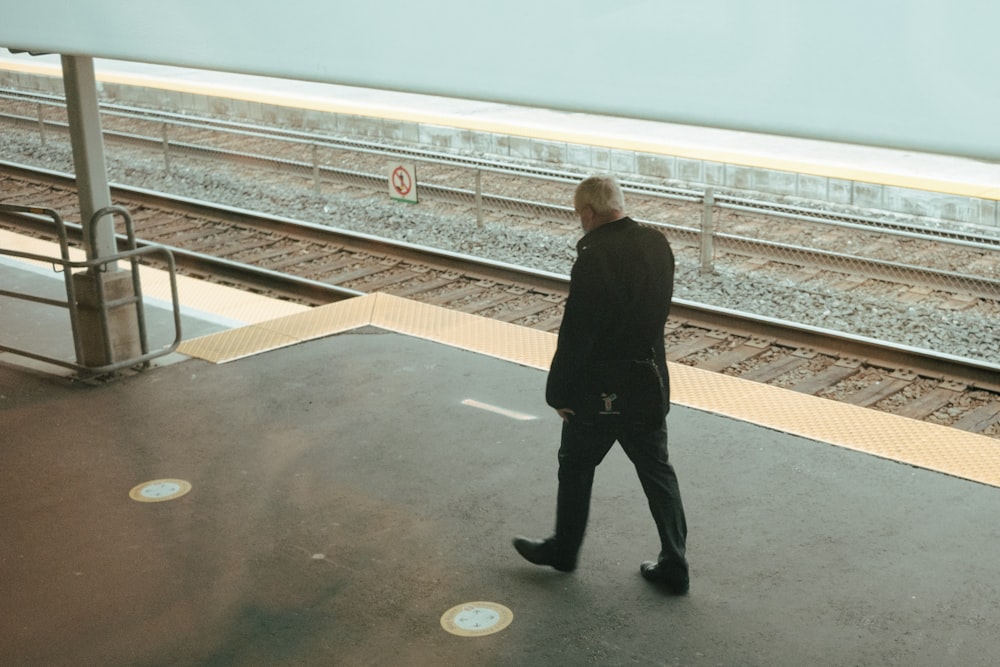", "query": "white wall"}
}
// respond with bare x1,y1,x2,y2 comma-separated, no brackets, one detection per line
2,0,997,160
